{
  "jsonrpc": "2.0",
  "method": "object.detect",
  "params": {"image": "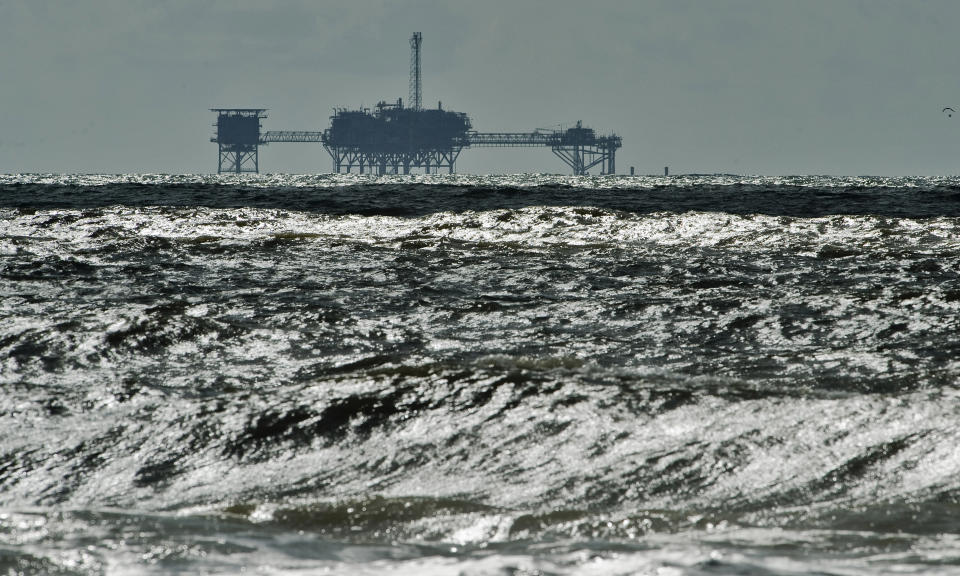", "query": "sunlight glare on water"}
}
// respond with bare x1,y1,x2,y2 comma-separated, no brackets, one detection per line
2,174,960,574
